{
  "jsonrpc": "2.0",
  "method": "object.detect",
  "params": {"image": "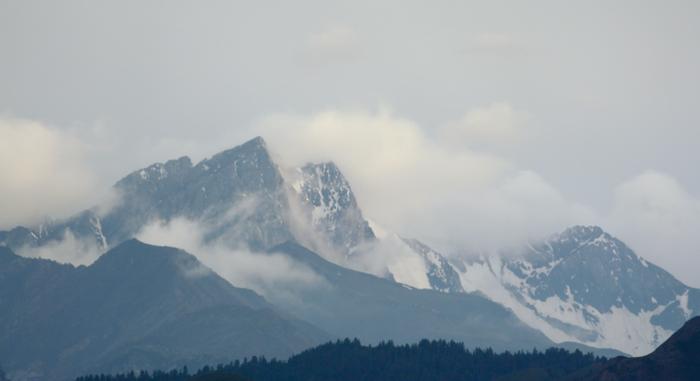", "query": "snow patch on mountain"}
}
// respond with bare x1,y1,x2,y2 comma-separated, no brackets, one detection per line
287,161,374,256
454,226,698,356
402,238,463,293
384,238,432,289
677,290,691,319
455,255,677,355
89,216,108,249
